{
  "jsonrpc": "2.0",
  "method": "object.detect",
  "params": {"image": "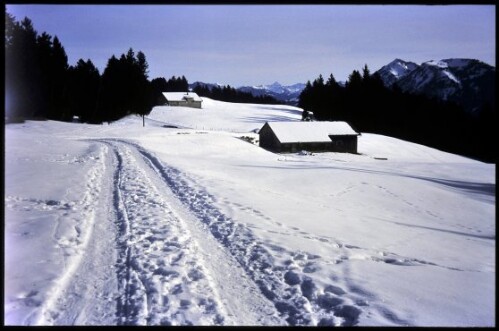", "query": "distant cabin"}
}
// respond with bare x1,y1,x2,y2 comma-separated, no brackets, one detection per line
162,92,203,109
259,121,360,153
